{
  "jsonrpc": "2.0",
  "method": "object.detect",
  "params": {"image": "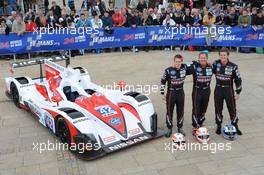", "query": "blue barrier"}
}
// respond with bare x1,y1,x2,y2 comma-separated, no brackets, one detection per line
0,26,263,55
